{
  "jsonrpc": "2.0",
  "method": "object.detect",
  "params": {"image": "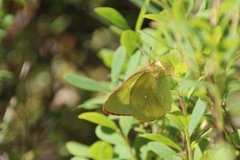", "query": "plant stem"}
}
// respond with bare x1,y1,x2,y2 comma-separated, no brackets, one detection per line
206,85,225,140
179,95,193,160
135,0,151,32
117,129,136,160
184,126,192,160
